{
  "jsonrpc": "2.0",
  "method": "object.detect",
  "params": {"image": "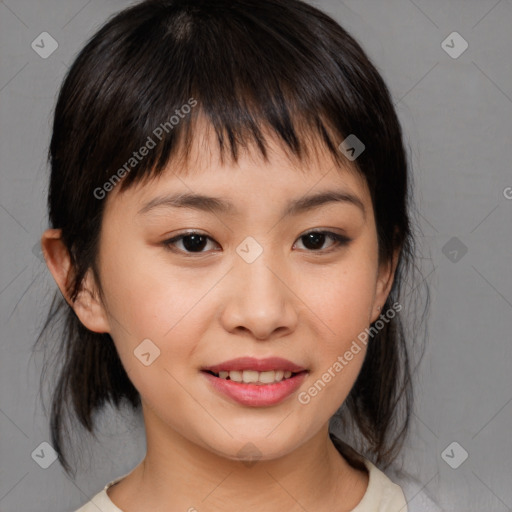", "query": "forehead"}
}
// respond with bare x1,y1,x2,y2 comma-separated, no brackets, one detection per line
175,114,366,180
106,114,371,215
